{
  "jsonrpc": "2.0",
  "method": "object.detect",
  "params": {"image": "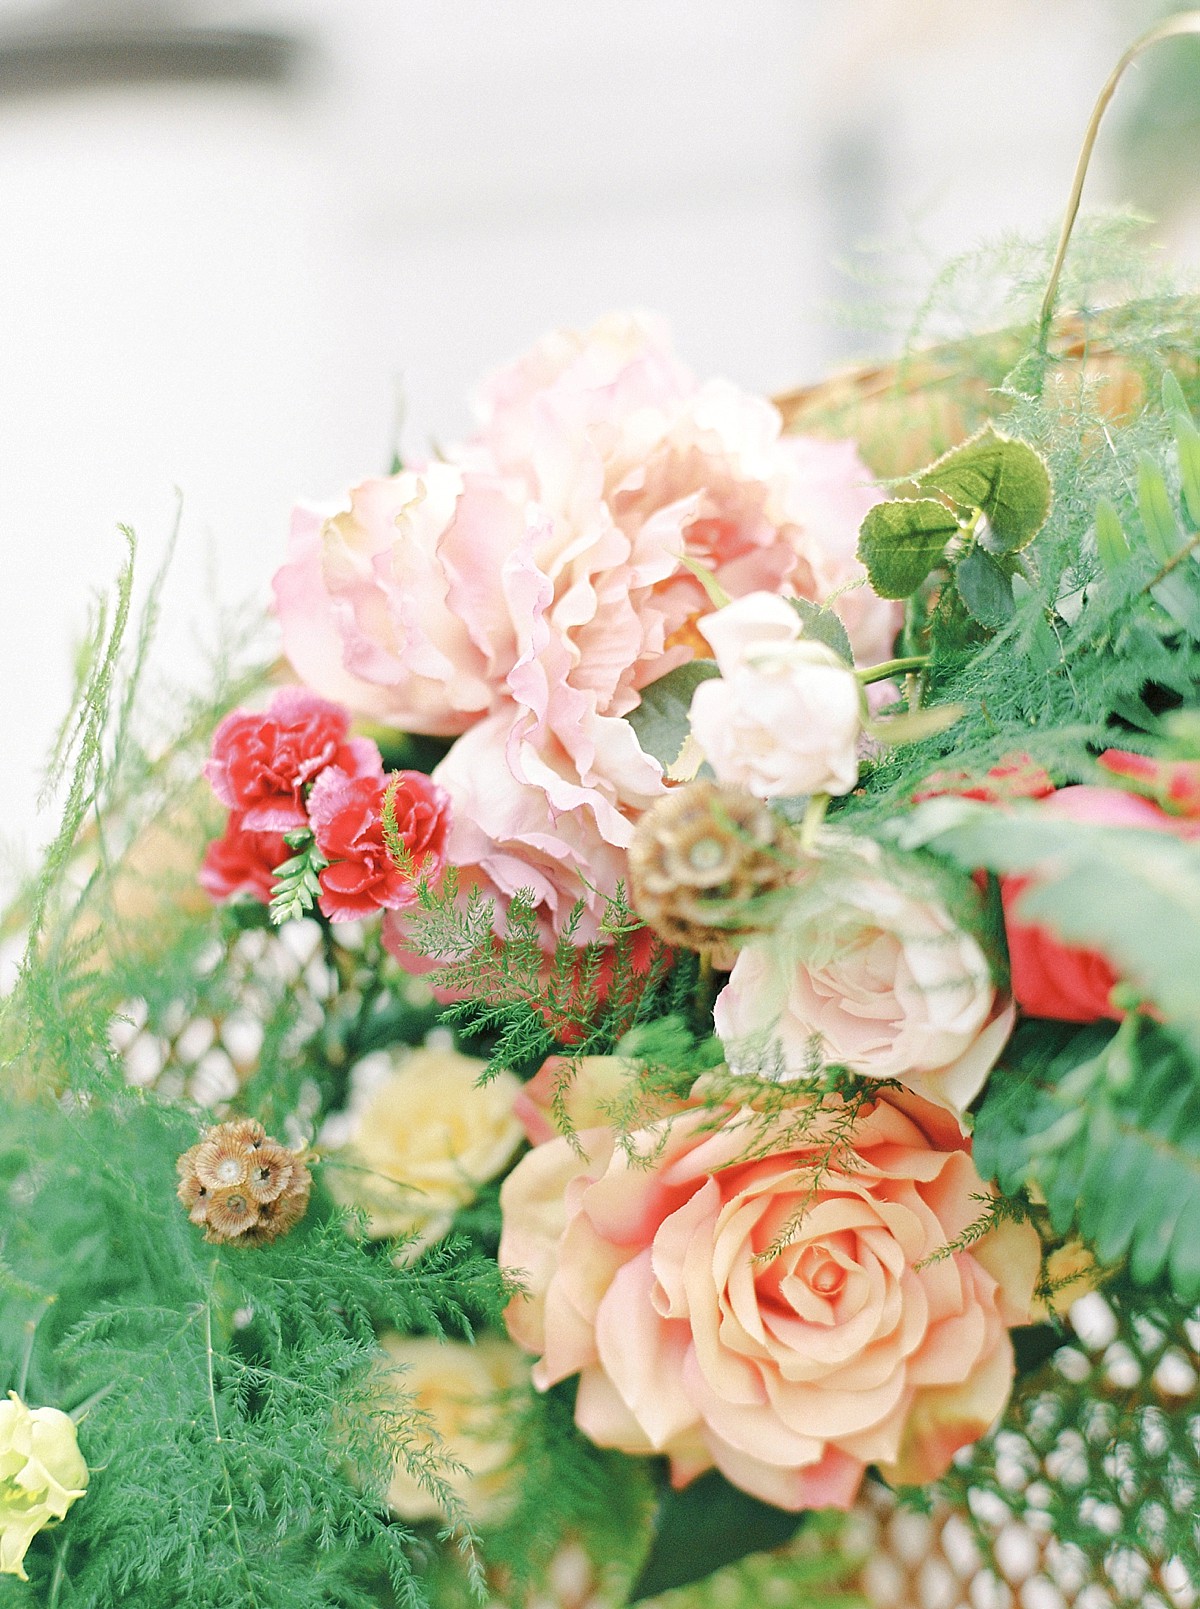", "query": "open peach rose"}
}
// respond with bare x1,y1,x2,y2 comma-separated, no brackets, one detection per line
499,1091,1037,1511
